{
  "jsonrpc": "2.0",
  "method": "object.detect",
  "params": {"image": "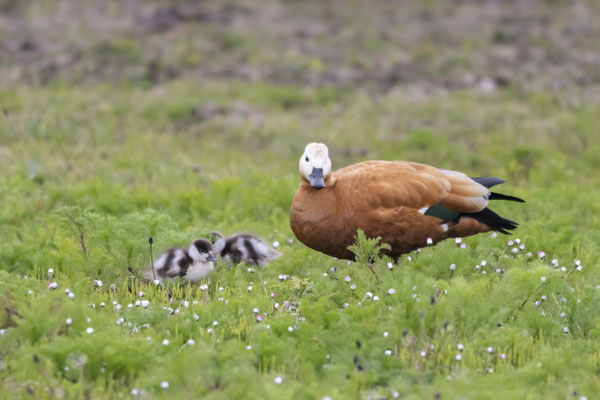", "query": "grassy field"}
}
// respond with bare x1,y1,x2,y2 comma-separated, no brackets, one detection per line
1,1,600,399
